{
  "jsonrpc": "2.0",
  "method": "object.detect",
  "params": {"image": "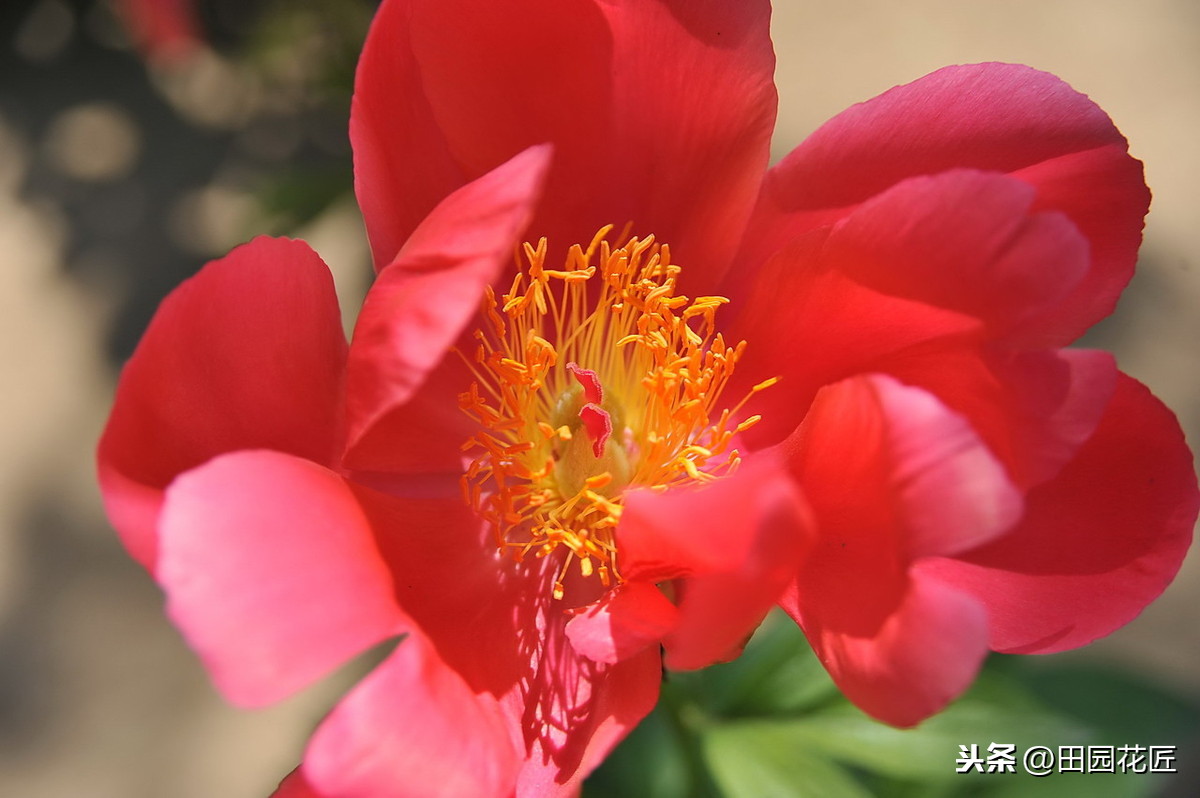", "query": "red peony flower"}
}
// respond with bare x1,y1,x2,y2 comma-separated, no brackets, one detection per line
98,0,1197,795
114,0,202,63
